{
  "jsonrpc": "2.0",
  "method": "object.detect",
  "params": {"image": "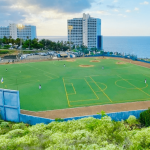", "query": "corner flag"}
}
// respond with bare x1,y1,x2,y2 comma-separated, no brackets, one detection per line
1,77,3,84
